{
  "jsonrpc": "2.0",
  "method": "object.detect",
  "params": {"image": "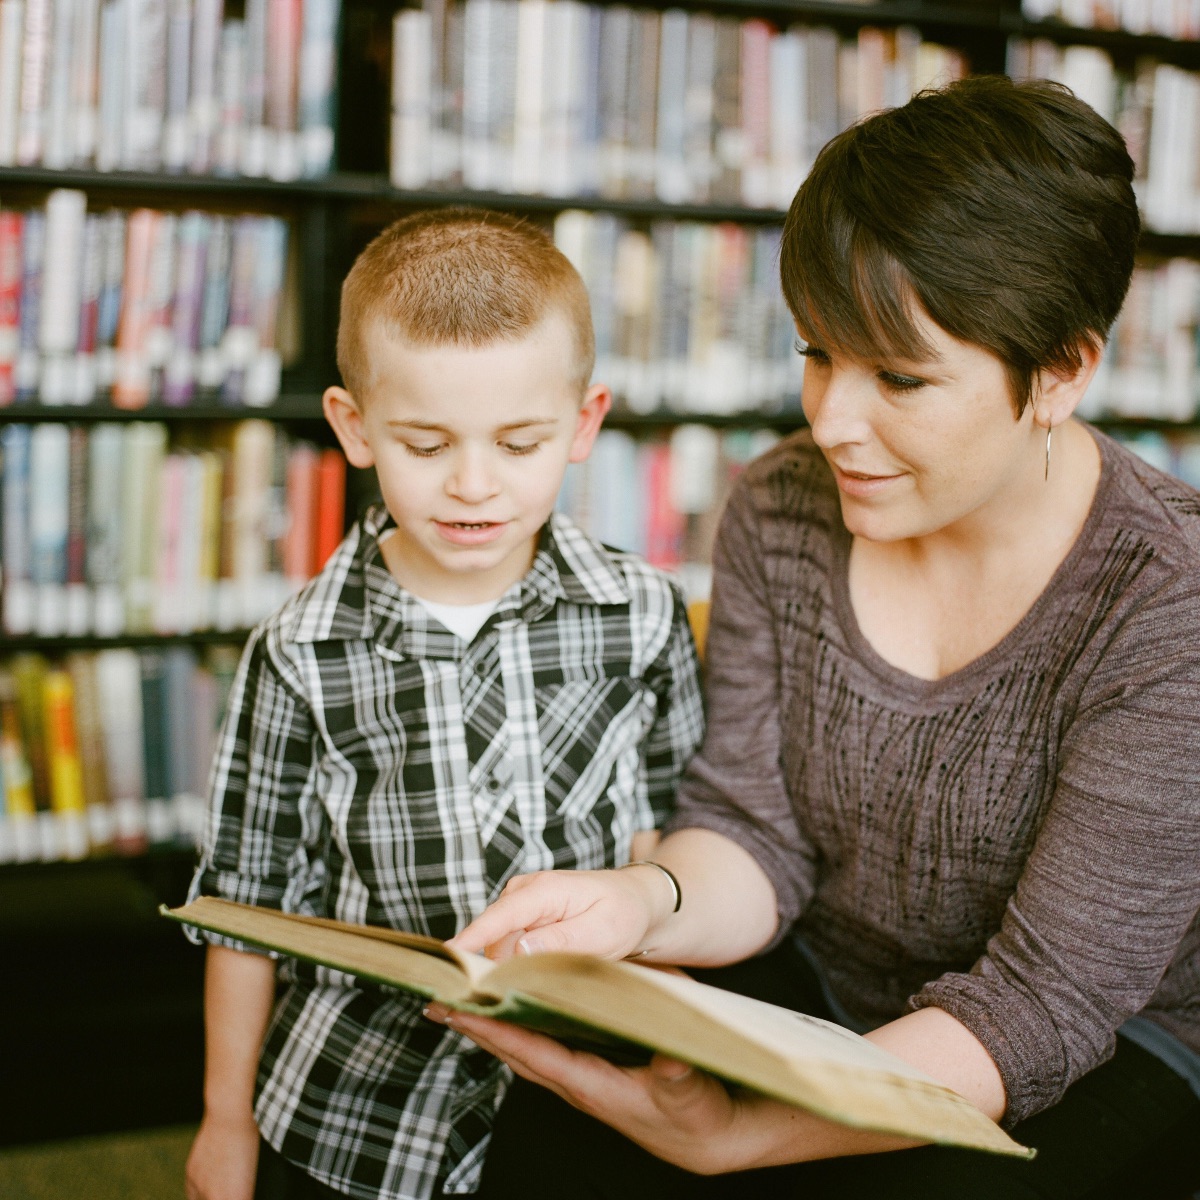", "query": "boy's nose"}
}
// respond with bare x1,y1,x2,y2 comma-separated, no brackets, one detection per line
447,451,501,502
